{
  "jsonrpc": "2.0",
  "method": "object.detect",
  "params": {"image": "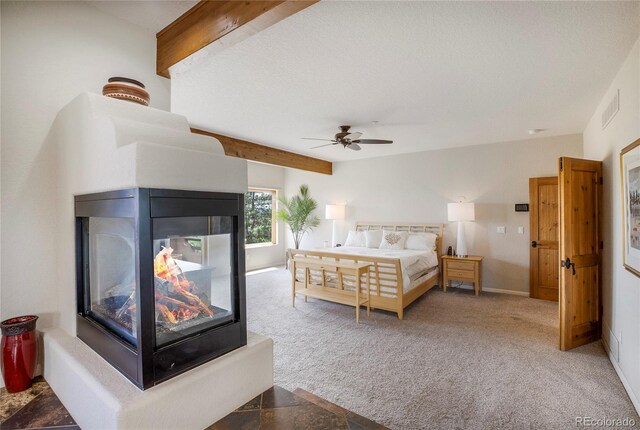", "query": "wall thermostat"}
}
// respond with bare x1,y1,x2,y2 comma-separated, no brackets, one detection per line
515,204,529,212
